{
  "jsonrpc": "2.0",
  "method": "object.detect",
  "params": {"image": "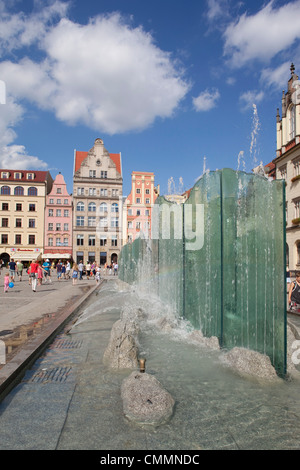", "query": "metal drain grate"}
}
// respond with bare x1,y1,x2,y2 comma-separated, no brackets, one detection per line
25,366,72,383
52,339,83,349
